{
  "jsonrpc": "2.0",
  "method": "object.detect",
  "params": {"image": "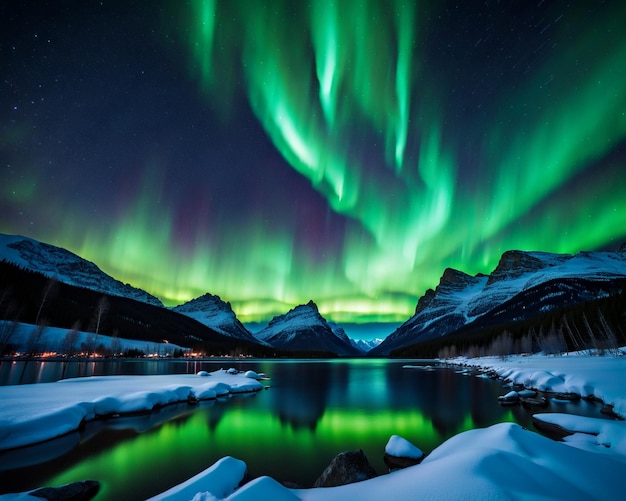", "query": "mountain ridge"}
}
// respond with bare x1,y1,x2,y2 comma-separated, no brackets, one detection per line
371,248,626,355
0,234,163,307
